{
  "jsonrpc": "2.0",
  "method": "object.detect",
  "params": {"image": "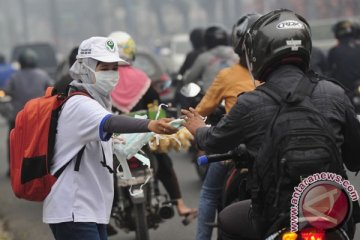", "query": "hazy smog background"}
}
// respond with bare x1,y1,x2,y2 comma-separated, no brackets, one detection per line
0,0,359,64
